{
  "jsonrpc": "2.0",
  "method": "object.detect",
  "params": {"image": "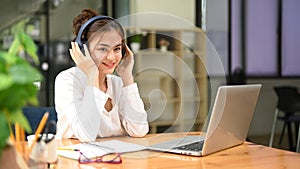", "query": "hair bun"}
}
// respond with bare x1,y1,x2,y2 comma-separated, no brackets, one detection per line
73,9,98,36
